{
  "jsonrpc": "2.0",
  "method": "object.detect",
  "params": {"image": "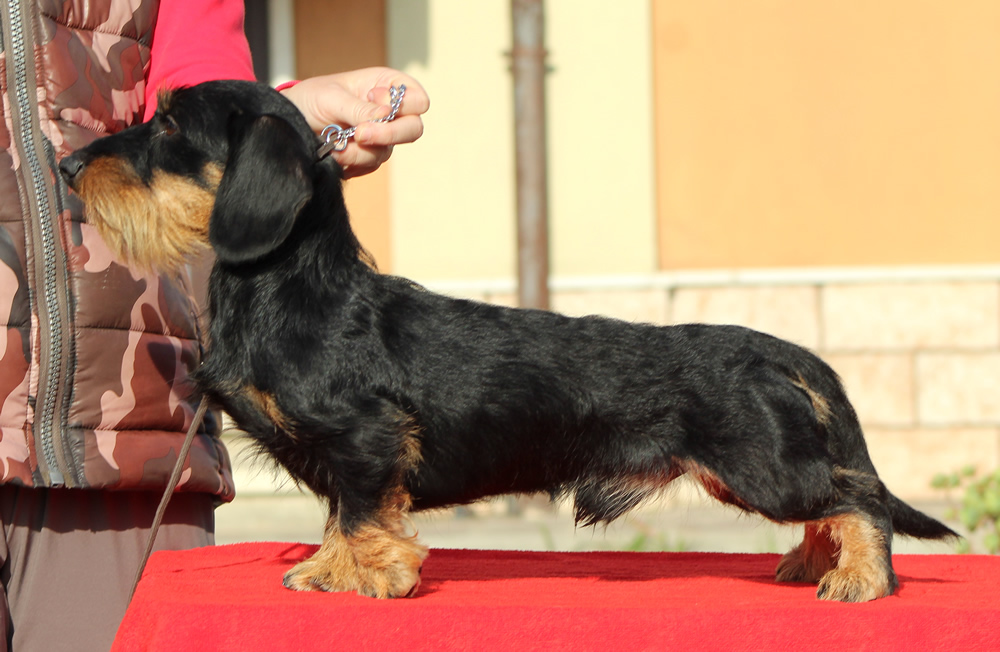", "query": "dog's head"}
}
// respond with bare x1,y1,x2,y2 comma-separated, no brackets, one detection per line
61,80,330,272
